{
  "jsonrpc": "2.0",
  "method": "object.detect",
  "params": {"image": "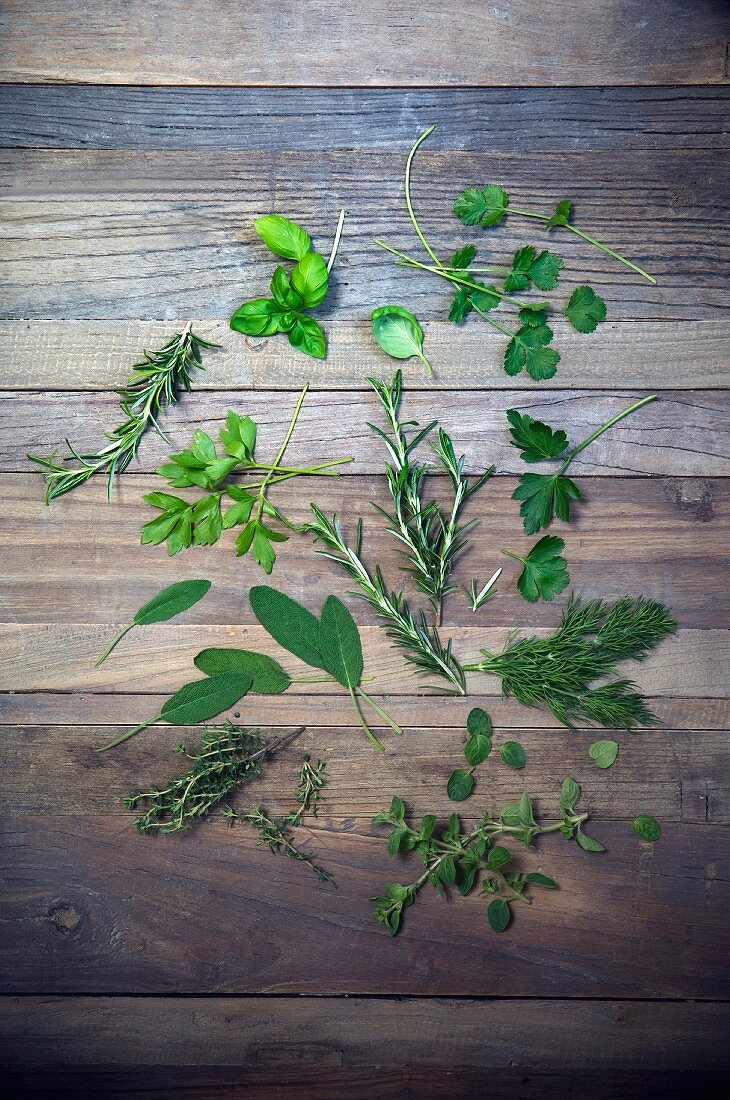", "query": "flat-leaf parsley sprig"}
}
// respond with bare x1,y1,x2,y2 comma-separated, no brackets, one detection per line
29,324,217,503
